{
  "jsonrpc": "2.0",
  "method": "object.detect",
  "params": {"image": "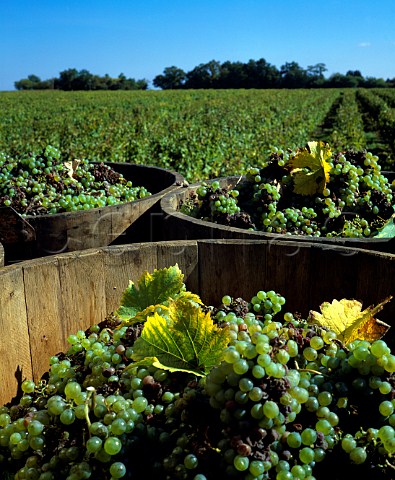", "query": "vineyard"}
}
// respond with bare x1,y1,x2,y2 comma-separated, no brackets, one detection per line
2,87,395,480
0,88,394,181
